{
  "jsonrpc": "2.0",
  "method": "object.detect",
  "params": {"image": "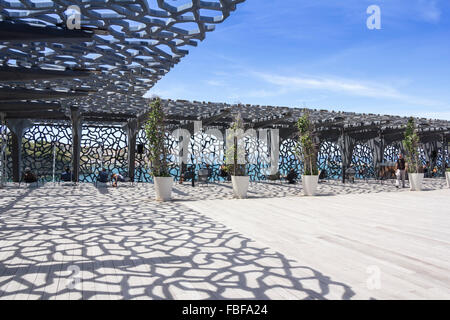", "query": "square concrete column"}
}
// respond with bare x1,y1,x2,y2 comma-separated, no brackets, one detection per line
71,107,82,182
126,118,138,182
368,134,385,176
0,113,5,185
443,135,449,175
338,130,356,183
6,119,32,182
